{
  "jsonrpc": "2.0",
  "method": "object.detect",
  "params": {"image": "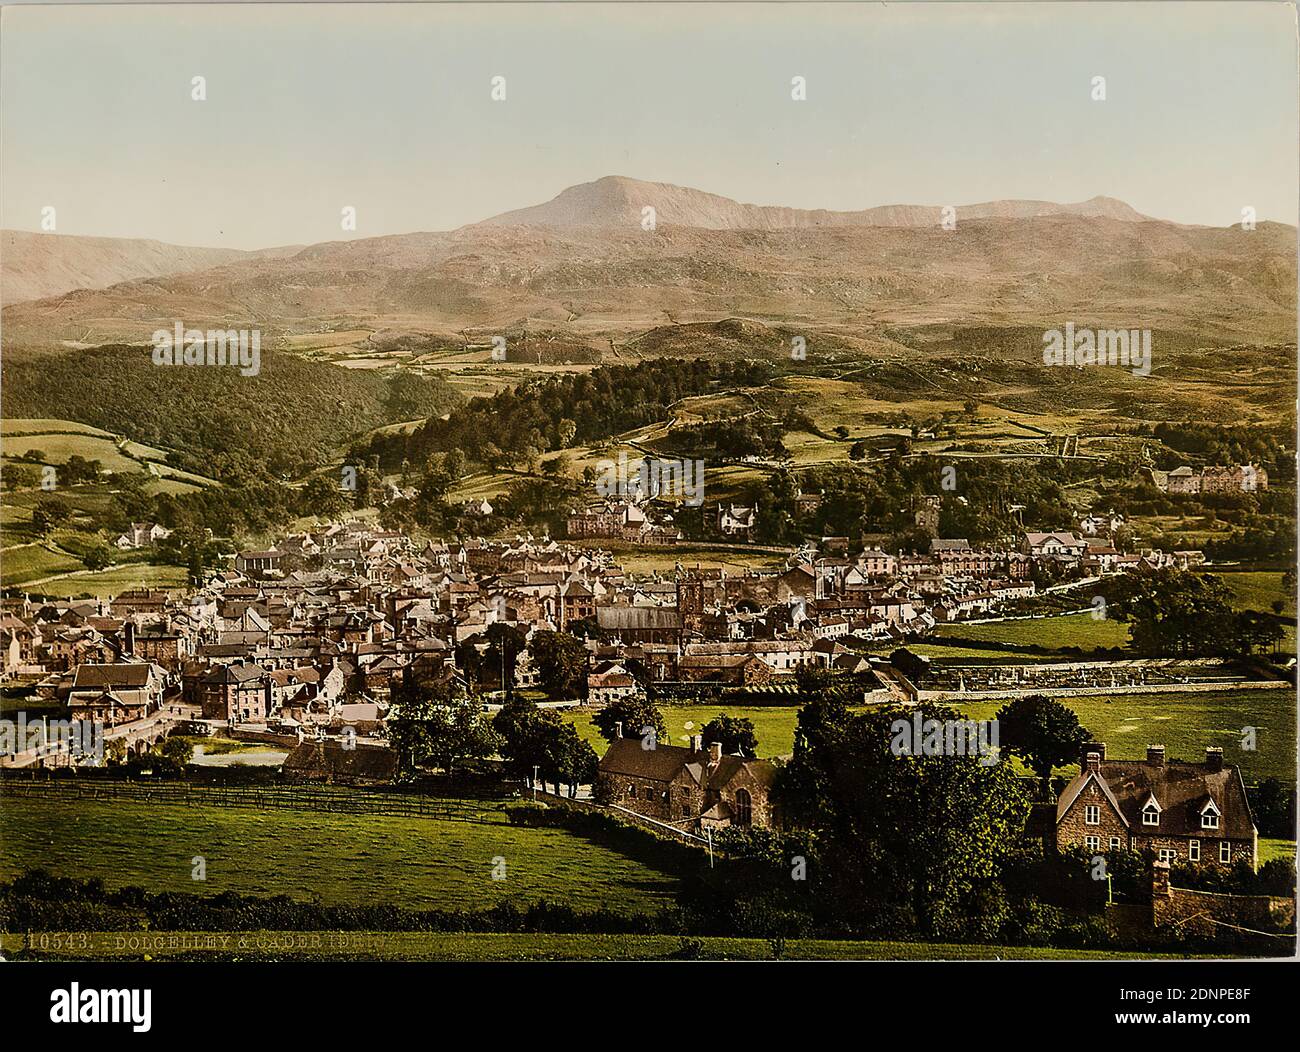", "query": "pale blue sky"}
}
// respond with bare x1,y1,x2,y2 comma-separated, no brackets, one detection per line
2,2,1296,248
